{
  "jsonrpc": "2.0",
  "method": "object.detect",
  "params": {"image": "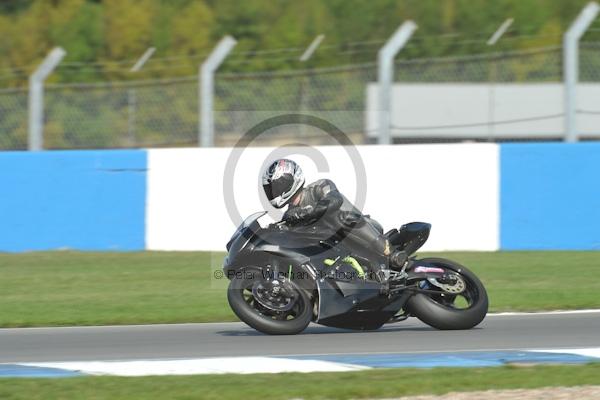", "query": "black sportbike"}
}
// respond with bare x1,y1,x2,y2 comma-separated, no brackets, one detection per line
223,212,488,335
